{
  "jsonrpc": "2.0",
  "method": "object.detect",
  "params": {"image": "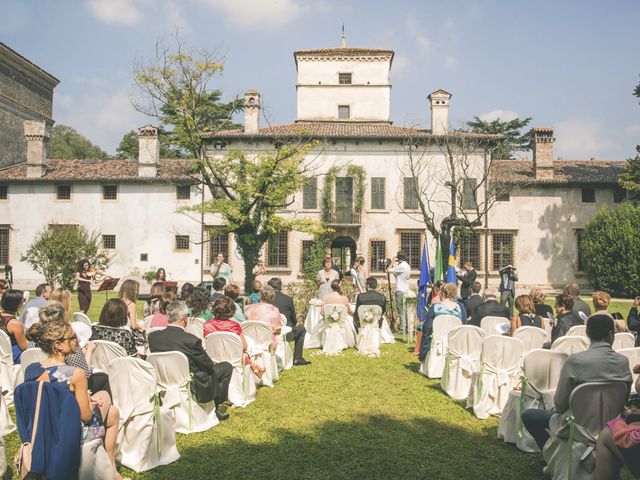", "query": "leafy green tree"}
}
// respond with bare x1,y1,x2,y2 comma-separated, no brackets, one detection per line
20,226,111,289
465,116,532,159
582,203,640,297
115,129,188,159
619,78,640,193
50,124,110,160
